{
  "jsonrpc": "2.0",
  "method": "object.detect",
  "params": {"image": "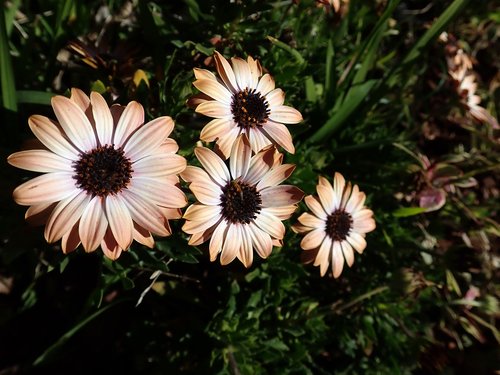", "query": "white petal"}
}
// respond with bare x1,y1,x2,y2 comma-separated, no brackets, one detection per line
257,164,296,190
263,205,297,220
248,223,273,259
260,185,304,207
132,153,186,177
8,150,73,173
269,105,303,124
113,101,144,146
209,220,228,261
256,74,275,95
300,227,325,250
297,212,324,228
214,51,238,93
13,172,77,206
229,134,251,179
231,57,252,91
244,147,275,185
261,120,295,154
124,116,174,161
214,127,240,159
79,196,108,252
128,177,187,208
304,195,328,220
331,241,344,278
238,226,253,268
200,118,233,142
317,184,335,215
315,236,332,276
333,172,346,210
265,88,285,107
193,79,232,105
342,241,355,267
220,223,239,265
121,191,171,236
90,92,113,145
254,210,285,240
194,147,230,185
248,127,273,153
347,232,367,254
28,115,79,159
189,181,222,206
196,101,232,118
105,194,133,250
182,205,222,234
